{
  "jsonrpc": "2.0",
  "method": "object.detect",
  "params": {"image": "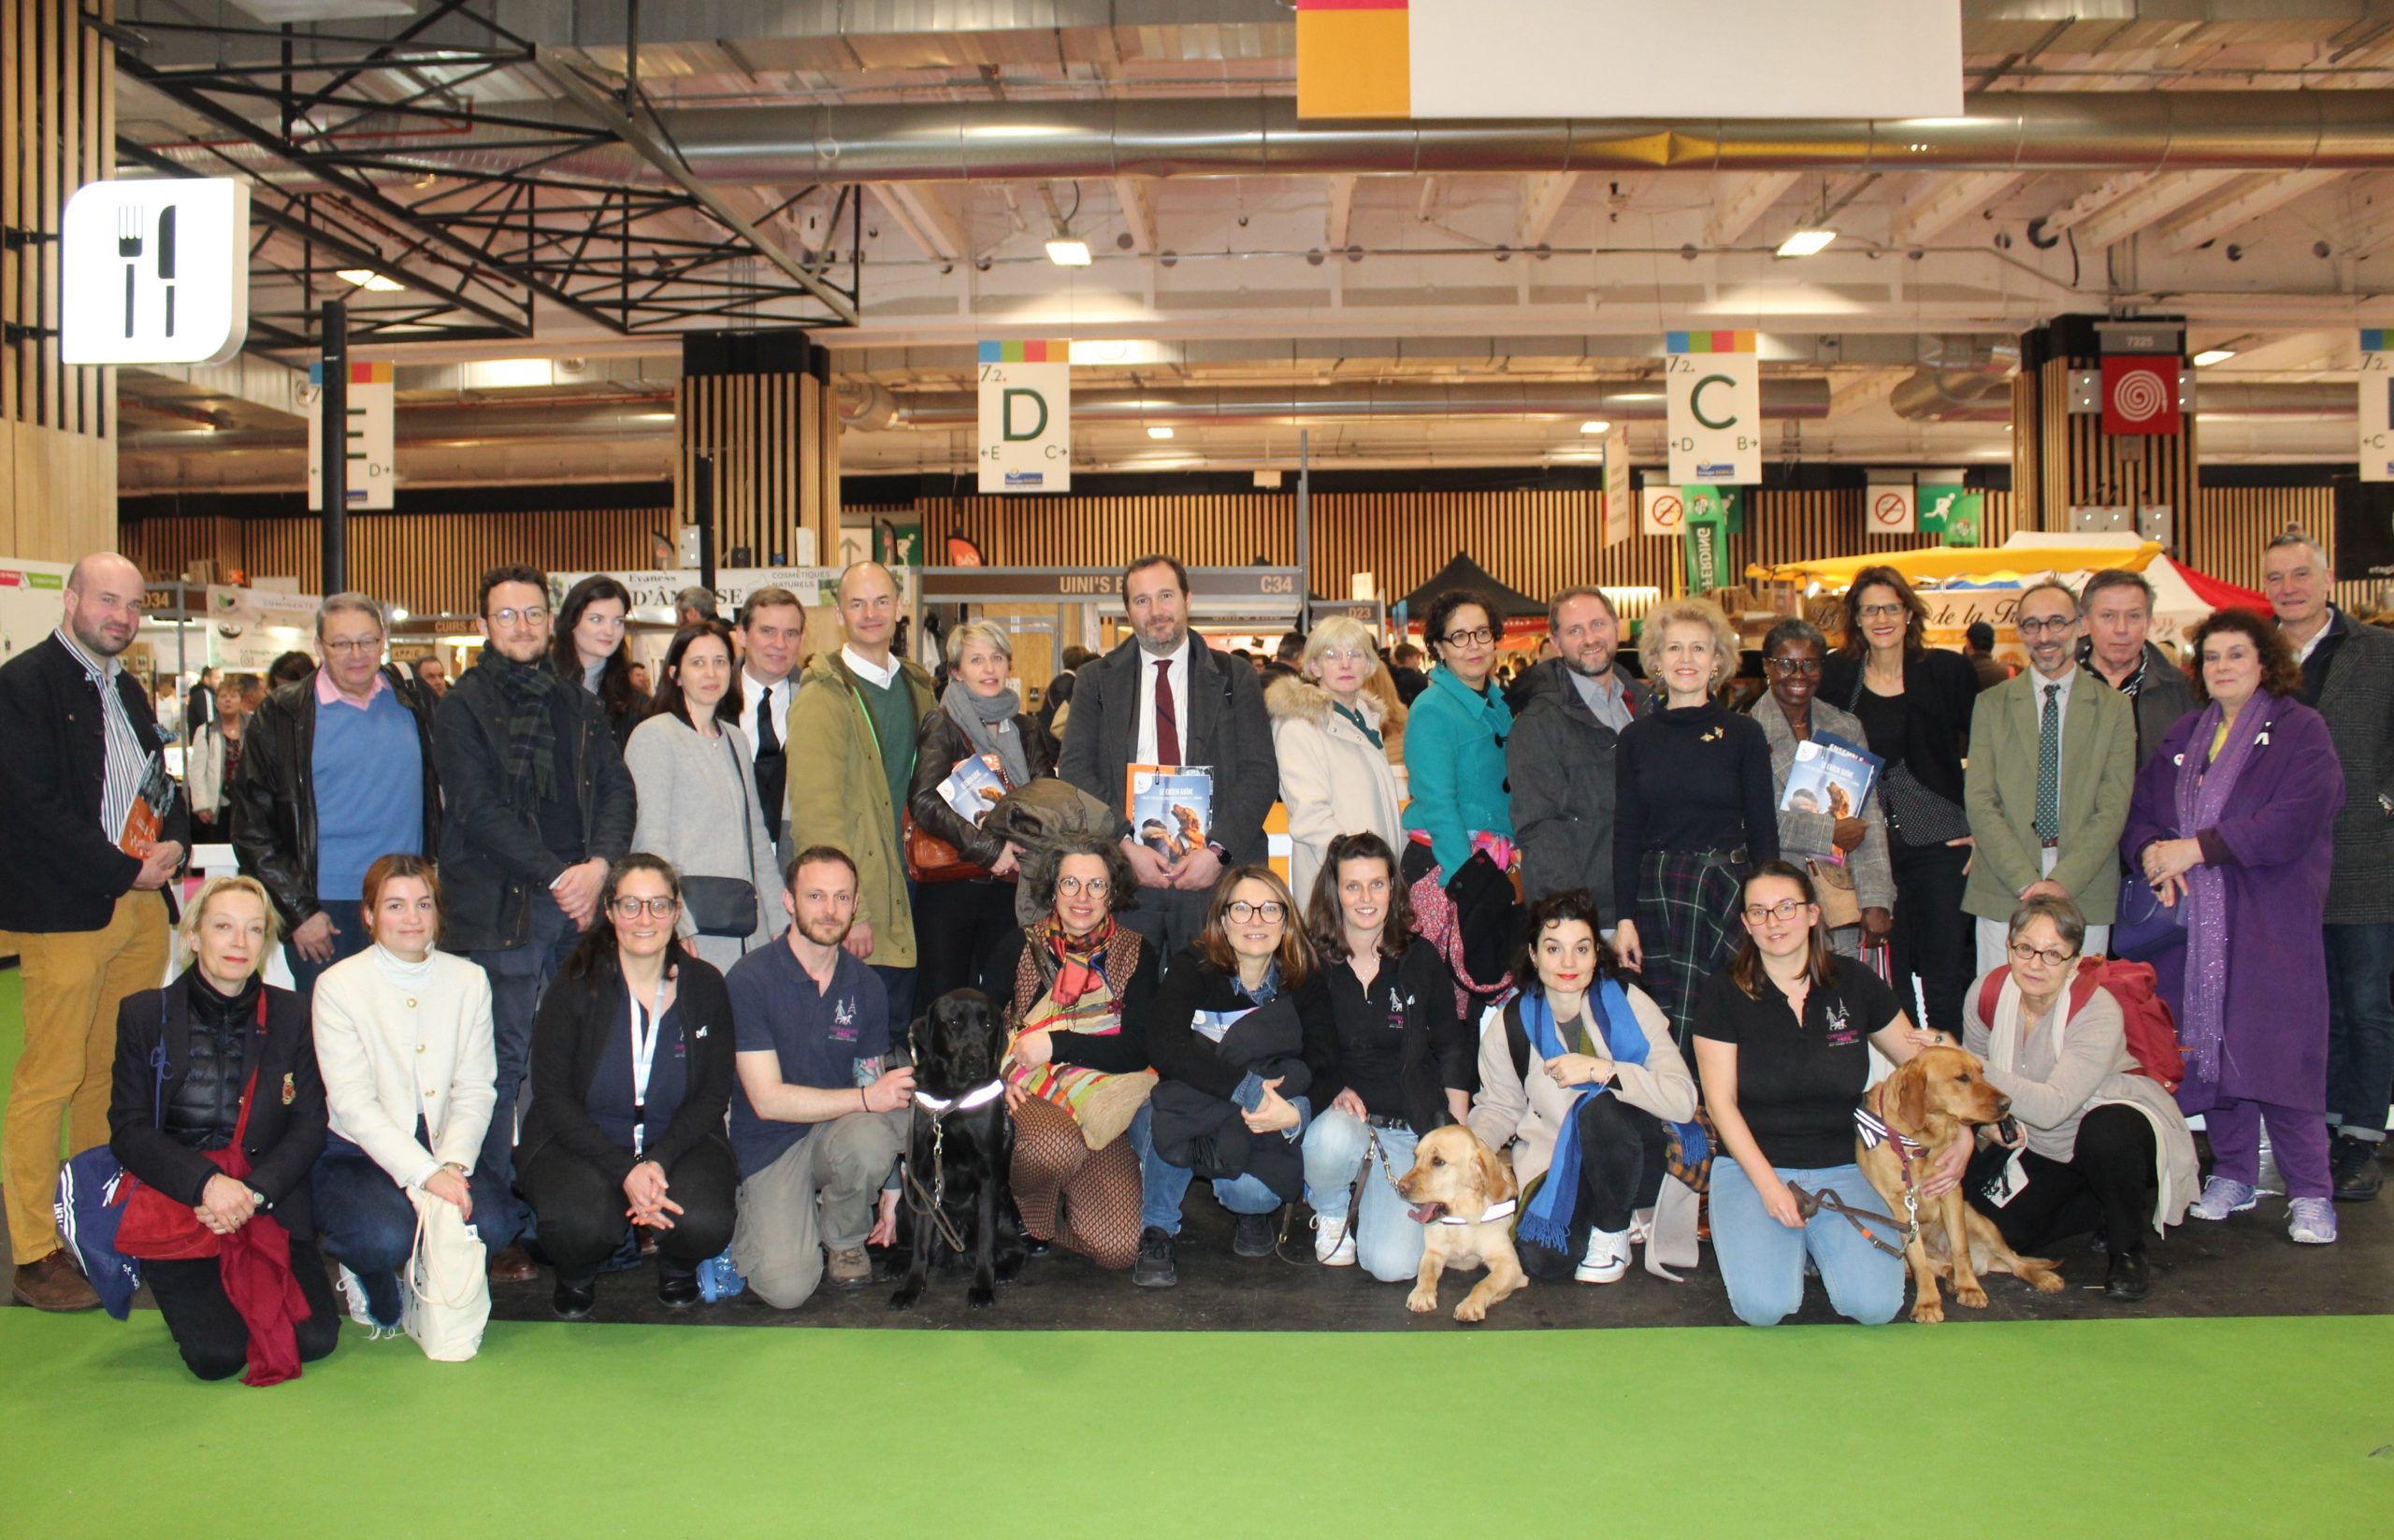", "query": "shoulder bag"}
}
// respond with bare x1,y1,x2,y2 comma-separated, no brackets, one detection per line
683,731,761,938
